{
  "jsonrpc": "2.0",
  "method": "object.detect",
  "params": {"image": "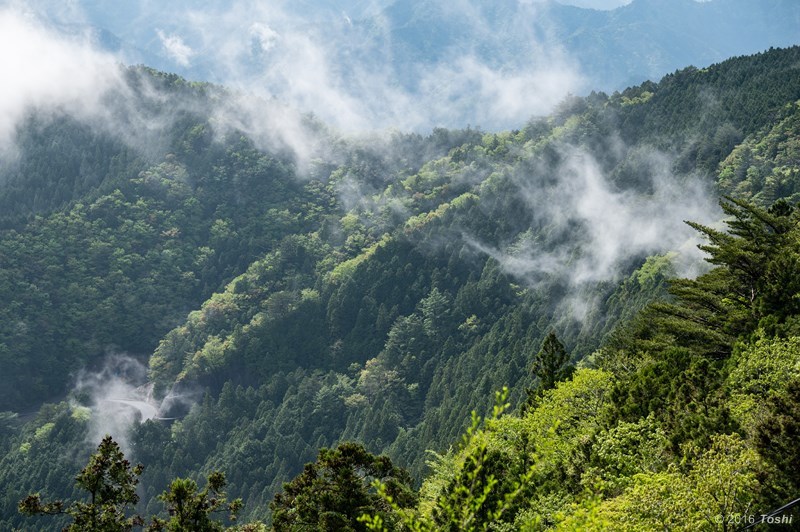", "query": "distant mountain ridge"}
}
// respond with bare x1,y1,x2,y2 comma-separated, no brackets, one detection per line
1,41,800,528
23,0,800,129
363,0,800,92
